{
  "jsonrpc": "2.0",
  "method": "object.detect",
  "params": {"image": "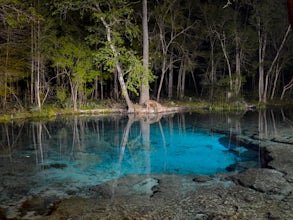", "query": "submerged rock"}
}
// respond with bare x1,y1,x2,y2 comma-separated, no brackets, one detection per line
20,196,58,217
265,145,293,182
89,175,160,198
230,168,292,196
